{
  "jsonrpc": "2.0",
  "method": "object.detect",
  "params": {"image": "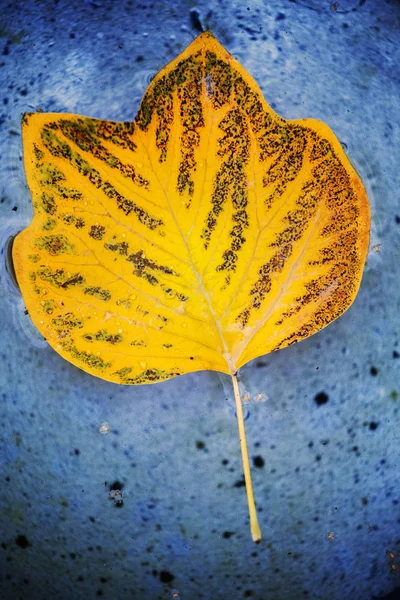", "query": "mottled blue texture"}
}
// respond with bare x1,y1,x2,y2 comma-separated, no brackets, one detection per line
0,1,399,599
